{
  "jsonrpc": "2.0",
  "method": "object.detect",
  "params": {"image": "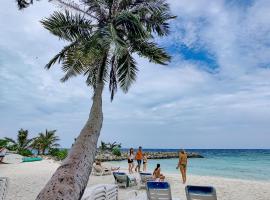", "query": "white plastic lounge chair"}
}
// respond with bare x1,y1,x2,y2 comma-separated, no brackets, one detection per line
113,172,137,188
82,184,118,200
185,185,217,200
146,181,180,200
104,184,118,200
139,172,155,189
0,177,8,200
92,165,112,176
82,185,106,200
